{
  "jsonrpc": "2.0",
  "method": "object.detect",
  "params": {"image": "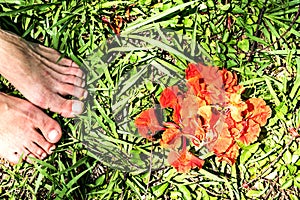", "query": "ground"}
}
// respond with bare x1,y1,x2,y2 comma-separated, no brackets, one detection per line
0,0,300,199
